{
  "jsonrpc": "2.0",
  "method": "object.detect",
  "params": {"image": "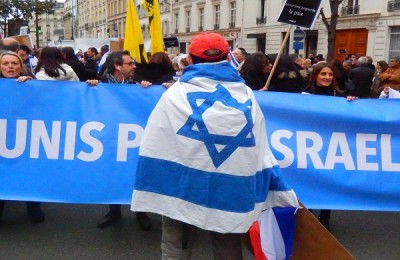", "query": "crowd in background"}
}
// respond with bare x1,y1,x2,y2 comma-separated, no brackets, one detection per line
0,36,399,231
